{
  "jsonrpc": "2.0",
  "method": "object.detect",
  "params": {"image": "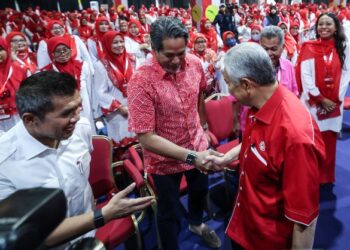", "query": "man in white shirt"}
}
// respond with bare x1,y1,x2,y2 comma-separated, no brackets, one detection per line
0,71,154,248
